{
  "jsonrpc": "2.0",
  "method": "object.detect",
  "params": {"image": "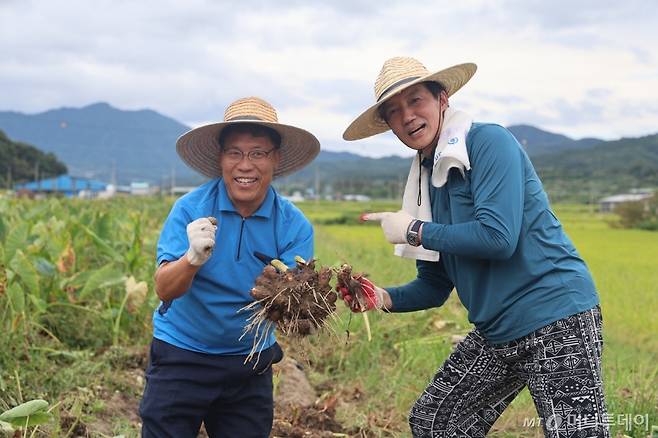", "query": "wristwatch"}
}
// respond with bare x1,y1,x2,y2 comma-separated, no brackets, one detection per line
406,220,423,247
